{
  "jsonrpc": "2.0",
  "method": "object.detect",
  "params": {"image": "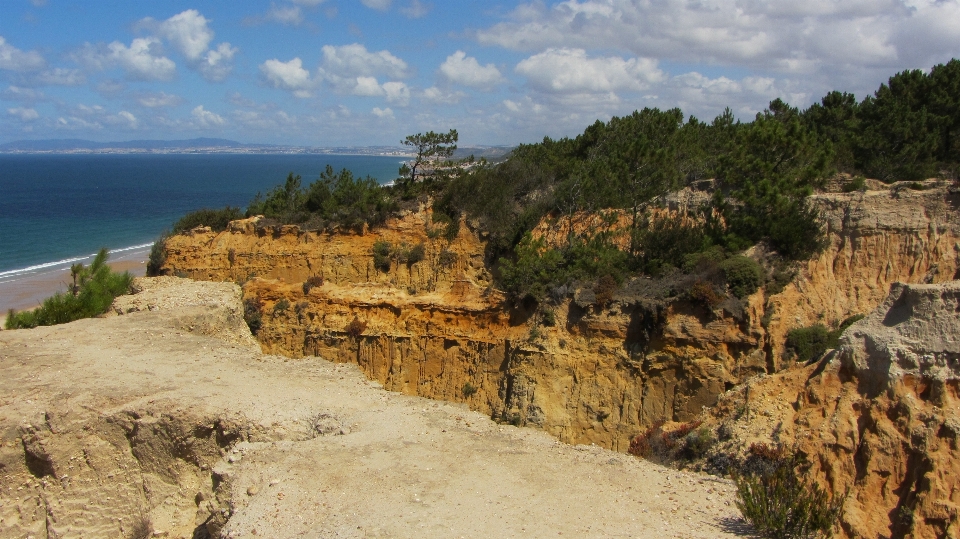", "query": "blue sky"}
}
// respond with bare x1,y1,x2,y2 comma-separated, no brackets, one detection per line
2,0,959,146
